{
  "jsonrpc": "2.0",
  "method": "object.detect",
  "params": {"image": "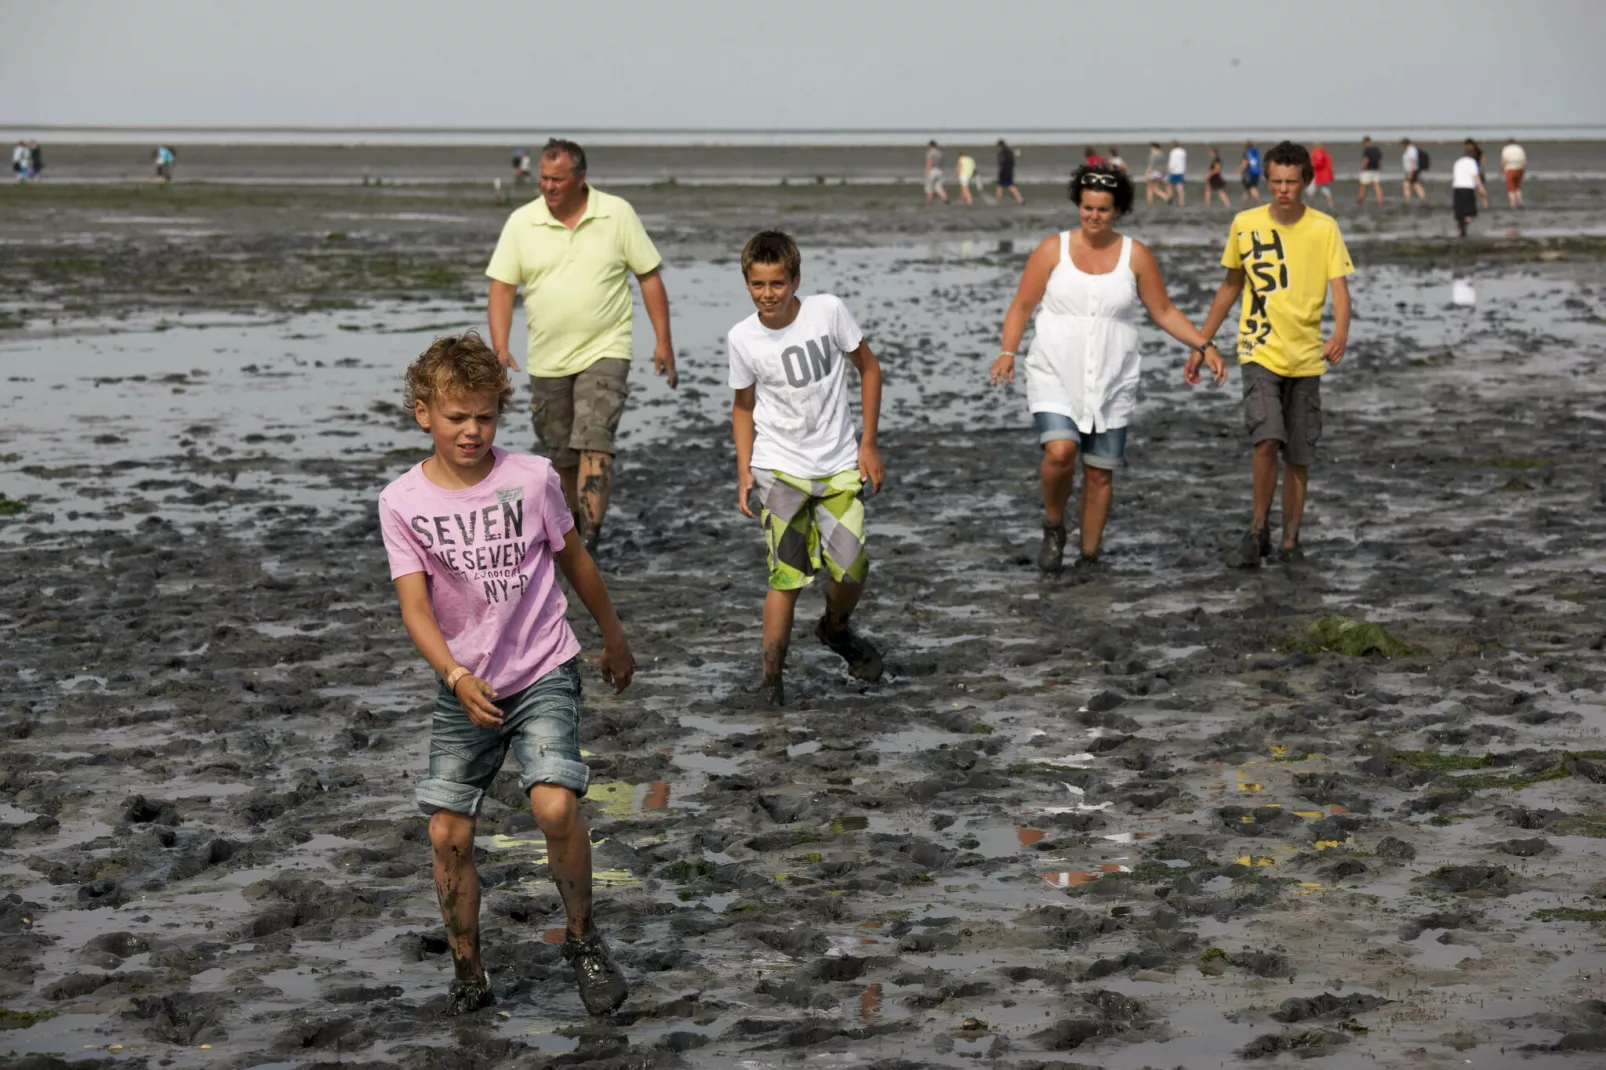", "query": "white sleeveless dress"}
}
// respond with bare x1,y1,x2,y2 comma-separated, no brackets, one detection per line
1024,232,1141,434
